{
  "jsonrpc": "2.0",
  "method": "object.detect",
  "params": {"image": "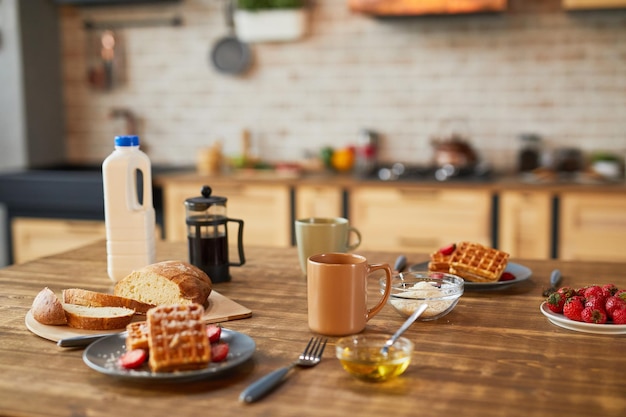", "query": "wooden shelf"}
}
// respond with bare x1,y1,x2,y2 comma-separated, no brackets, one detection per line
563,0,626,9
348,0,507,16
